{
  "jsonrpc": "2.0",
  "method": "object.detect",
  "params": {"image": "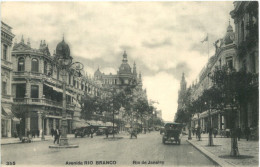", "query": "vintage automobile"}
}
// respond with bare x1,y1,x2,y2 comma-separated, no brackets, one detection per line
162,123,182,145
96,127,106,136
74,126,90,138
